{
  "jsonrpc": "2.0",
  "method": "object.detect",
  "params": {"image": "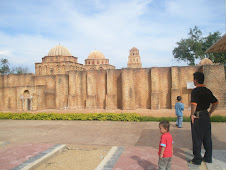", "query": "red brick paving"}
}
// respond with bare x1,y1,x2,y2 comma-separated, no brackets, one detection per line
113,147,188,170
0,143,53,170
